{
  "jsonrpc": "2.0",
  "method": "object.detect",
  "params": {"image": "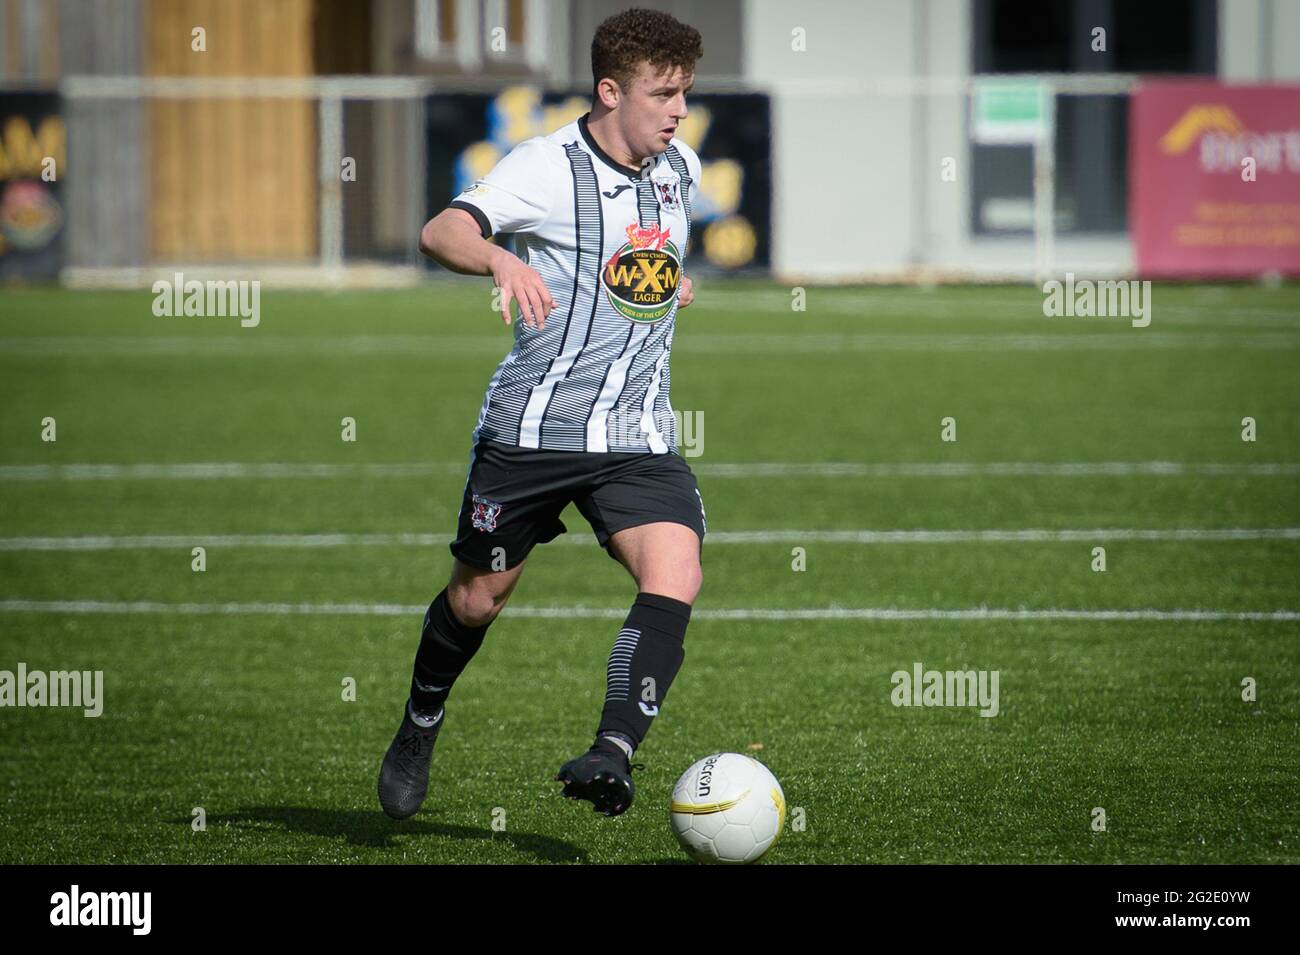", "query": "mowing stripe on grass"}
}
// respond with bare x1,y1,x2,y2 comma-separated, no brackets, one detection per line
1,599,1297,622
703,289,1300,324
3,461,1297,482
2,527,1298,552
